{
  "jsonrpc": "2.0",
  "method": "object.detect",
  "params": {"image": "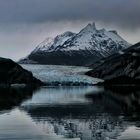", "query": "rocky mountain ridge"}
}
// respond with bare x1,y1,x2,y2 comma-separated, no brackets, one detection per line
19,23,130,66
86,42,140,84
